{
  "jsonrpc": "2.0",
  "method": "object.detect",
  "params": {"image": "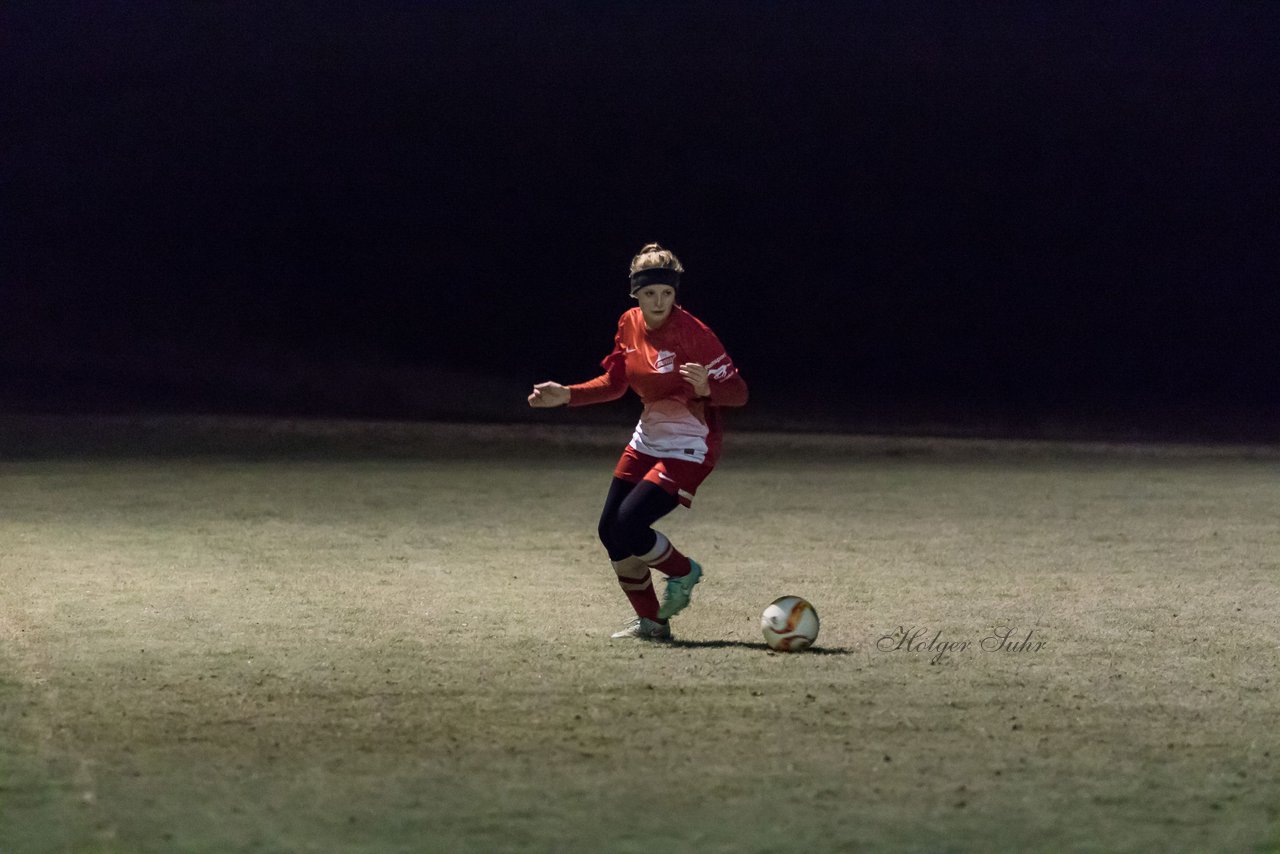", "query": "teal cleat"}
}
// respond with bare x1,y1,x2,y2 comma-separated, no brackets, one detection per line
657,559,702,620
